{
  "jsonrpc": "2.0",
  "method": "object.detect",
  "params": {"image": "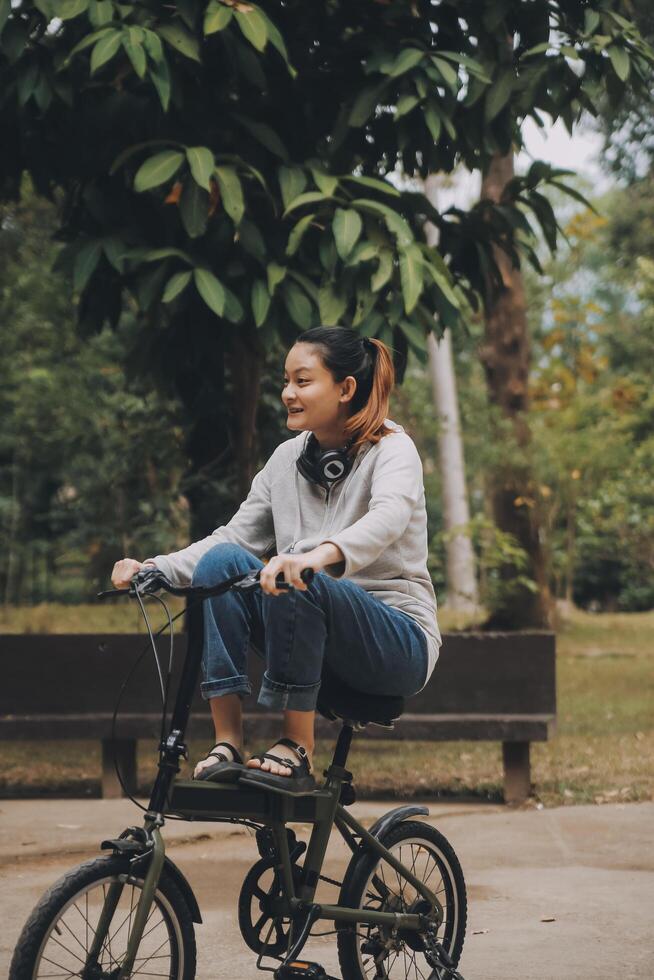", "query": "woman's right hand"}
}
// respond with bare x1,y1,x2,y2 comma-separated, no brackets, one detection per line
112,558,146,589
